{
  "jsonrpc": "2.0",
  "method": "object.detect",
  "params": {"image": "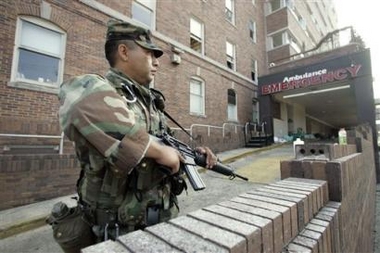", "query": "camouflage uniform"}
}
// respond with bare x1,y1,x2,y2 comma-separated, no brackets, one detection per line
58,20,178,239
